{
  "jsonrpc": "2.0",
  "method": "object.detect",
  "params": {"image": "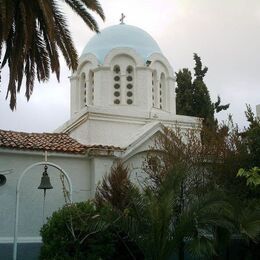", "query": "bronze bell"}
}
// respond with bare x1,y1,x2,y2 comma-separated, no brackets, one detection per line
38,165,53,190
